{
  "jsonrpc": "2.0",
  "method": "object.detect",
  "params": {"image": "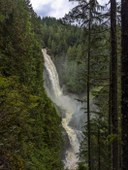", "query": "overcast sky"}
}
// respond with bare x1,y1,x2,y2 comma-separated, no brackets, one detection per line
30,0,108,19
